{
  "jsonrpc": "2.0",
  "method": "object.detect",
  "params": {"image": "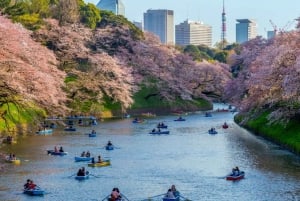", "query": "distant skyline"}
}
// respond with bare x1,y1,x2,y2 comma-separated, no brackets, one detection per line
86,0,300,45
